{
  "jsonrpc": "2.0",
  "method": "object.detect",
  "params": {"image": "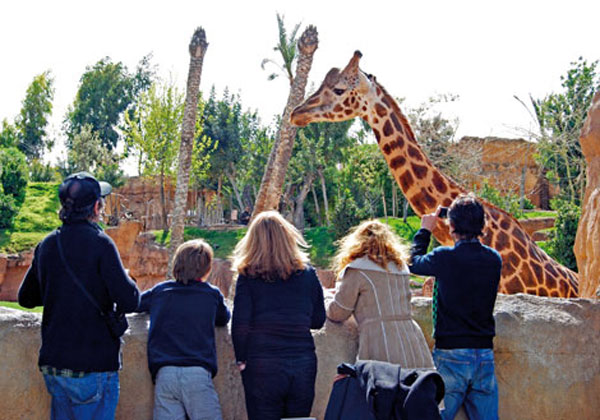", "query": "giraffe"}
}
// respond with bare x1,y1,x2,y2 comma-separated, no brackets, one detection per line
290,51,579,298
